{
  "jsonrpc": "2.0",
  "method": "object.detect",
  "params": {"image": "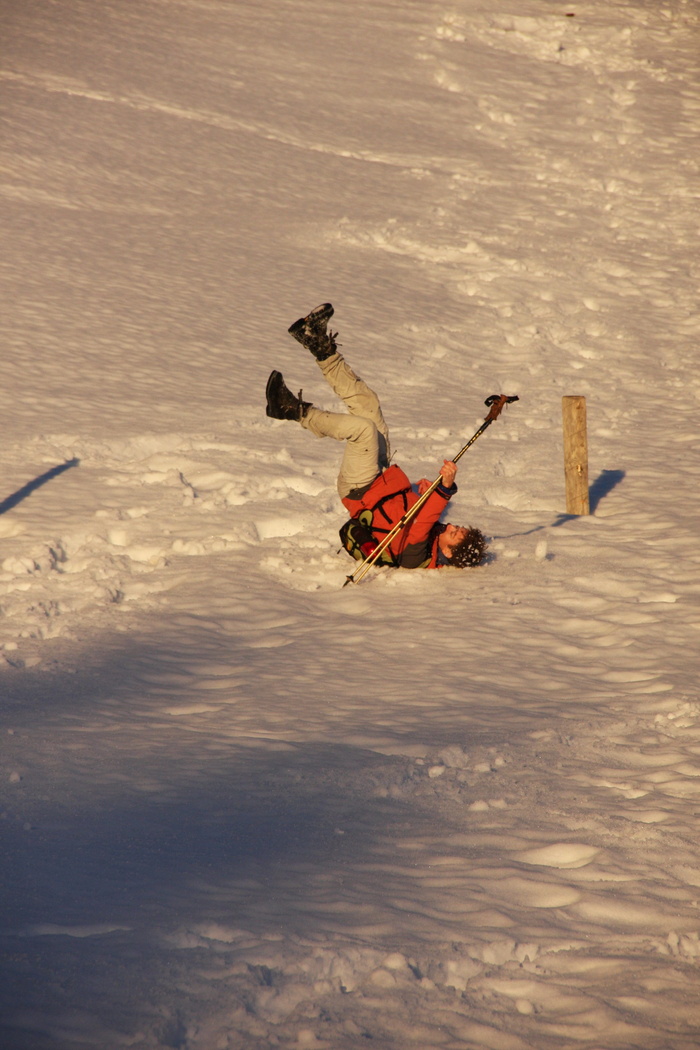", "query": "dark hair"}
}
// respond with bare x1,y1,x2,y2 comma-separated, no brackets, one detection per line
449,527,487,568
